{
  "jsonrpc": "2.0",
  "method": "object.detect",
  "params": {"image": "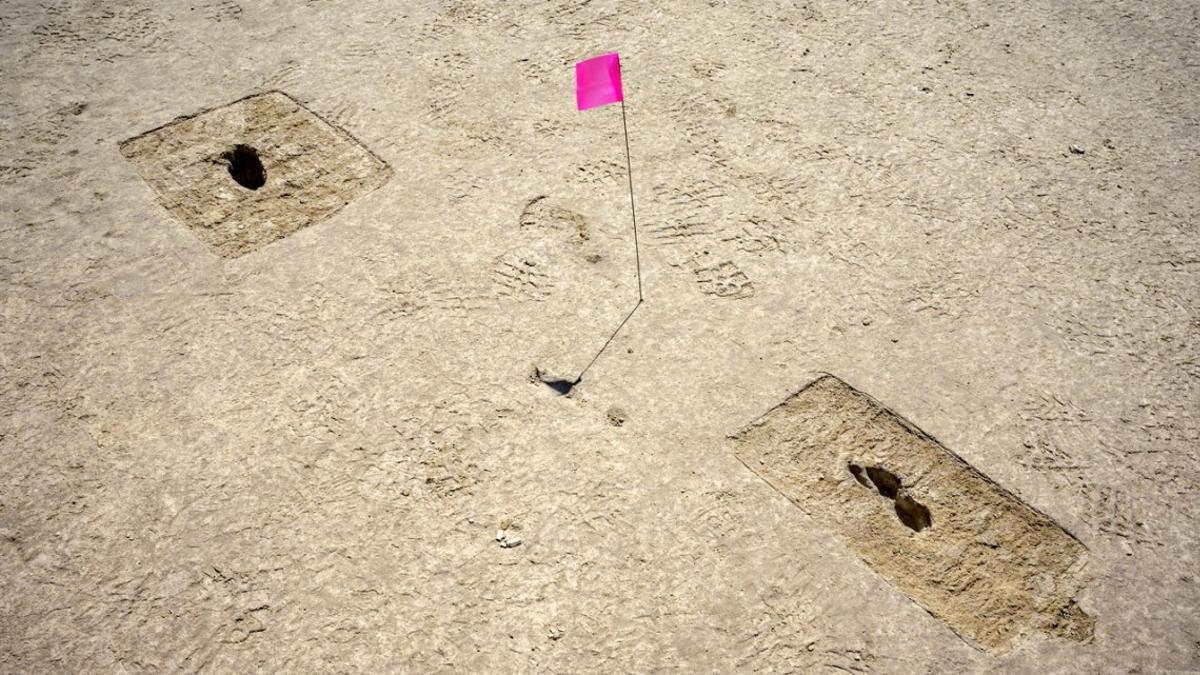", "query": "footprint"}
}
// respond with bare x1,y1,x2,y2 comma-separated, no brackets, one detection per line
693,260,754,299
848,463,931,532
518,195,589,243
